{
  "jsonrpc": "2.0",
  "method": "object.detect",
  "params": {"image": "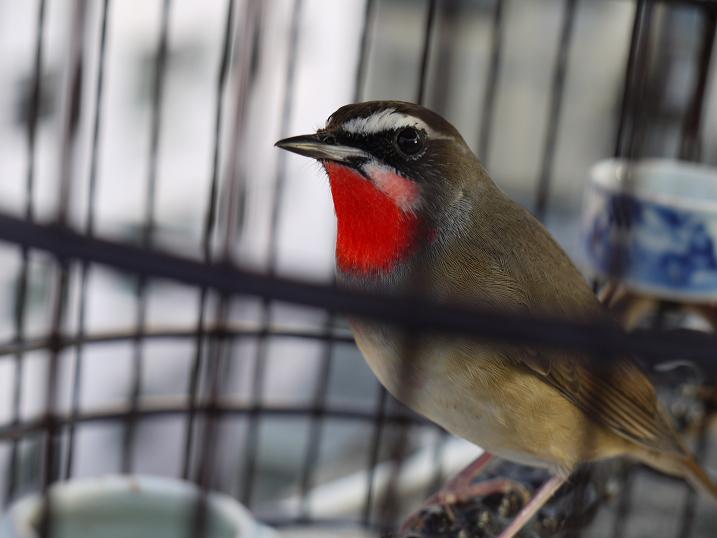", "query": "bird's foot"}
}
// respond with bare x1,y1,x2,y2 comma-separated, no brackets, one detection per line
442,451,494,492
434,477,532,520
399,477,531,537
400,451,548,537
496,475,566,538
